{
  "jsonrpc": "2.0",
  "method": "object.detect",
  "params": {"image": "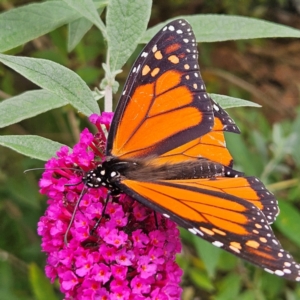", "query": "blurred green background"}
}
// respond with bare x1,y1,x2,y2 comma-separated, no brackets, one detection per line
1,0,300,299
